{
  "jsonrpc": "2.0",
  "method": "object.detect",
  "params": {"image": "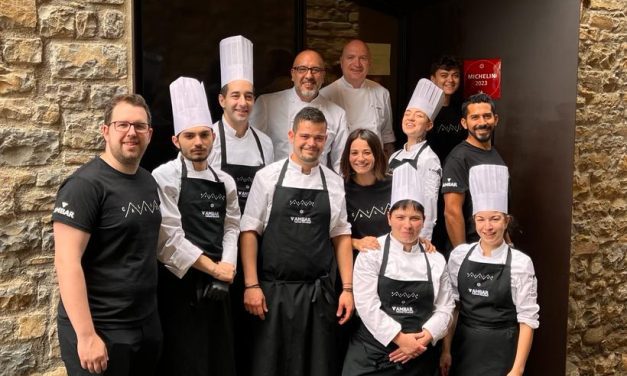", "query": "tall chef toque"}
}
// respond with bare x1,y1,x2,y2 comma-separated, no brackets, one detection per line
170,76,213,136
220,35,254,87
406,78,445,121
469,164,509,214
390,163,426,207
